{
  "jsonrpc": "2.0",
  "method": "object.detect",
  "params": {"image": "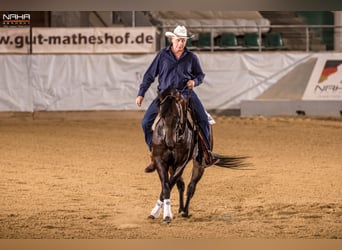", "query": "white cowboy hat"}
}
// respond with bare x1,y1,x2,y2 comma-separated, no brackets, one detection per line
165,25,193,38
